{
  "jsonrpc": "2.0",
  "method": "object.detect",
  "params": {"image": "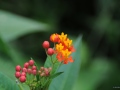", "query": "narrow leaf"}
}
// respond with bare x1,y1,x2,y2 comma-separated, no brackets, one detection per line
0,72,19,90
0,10,50,42
50,72,63,79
